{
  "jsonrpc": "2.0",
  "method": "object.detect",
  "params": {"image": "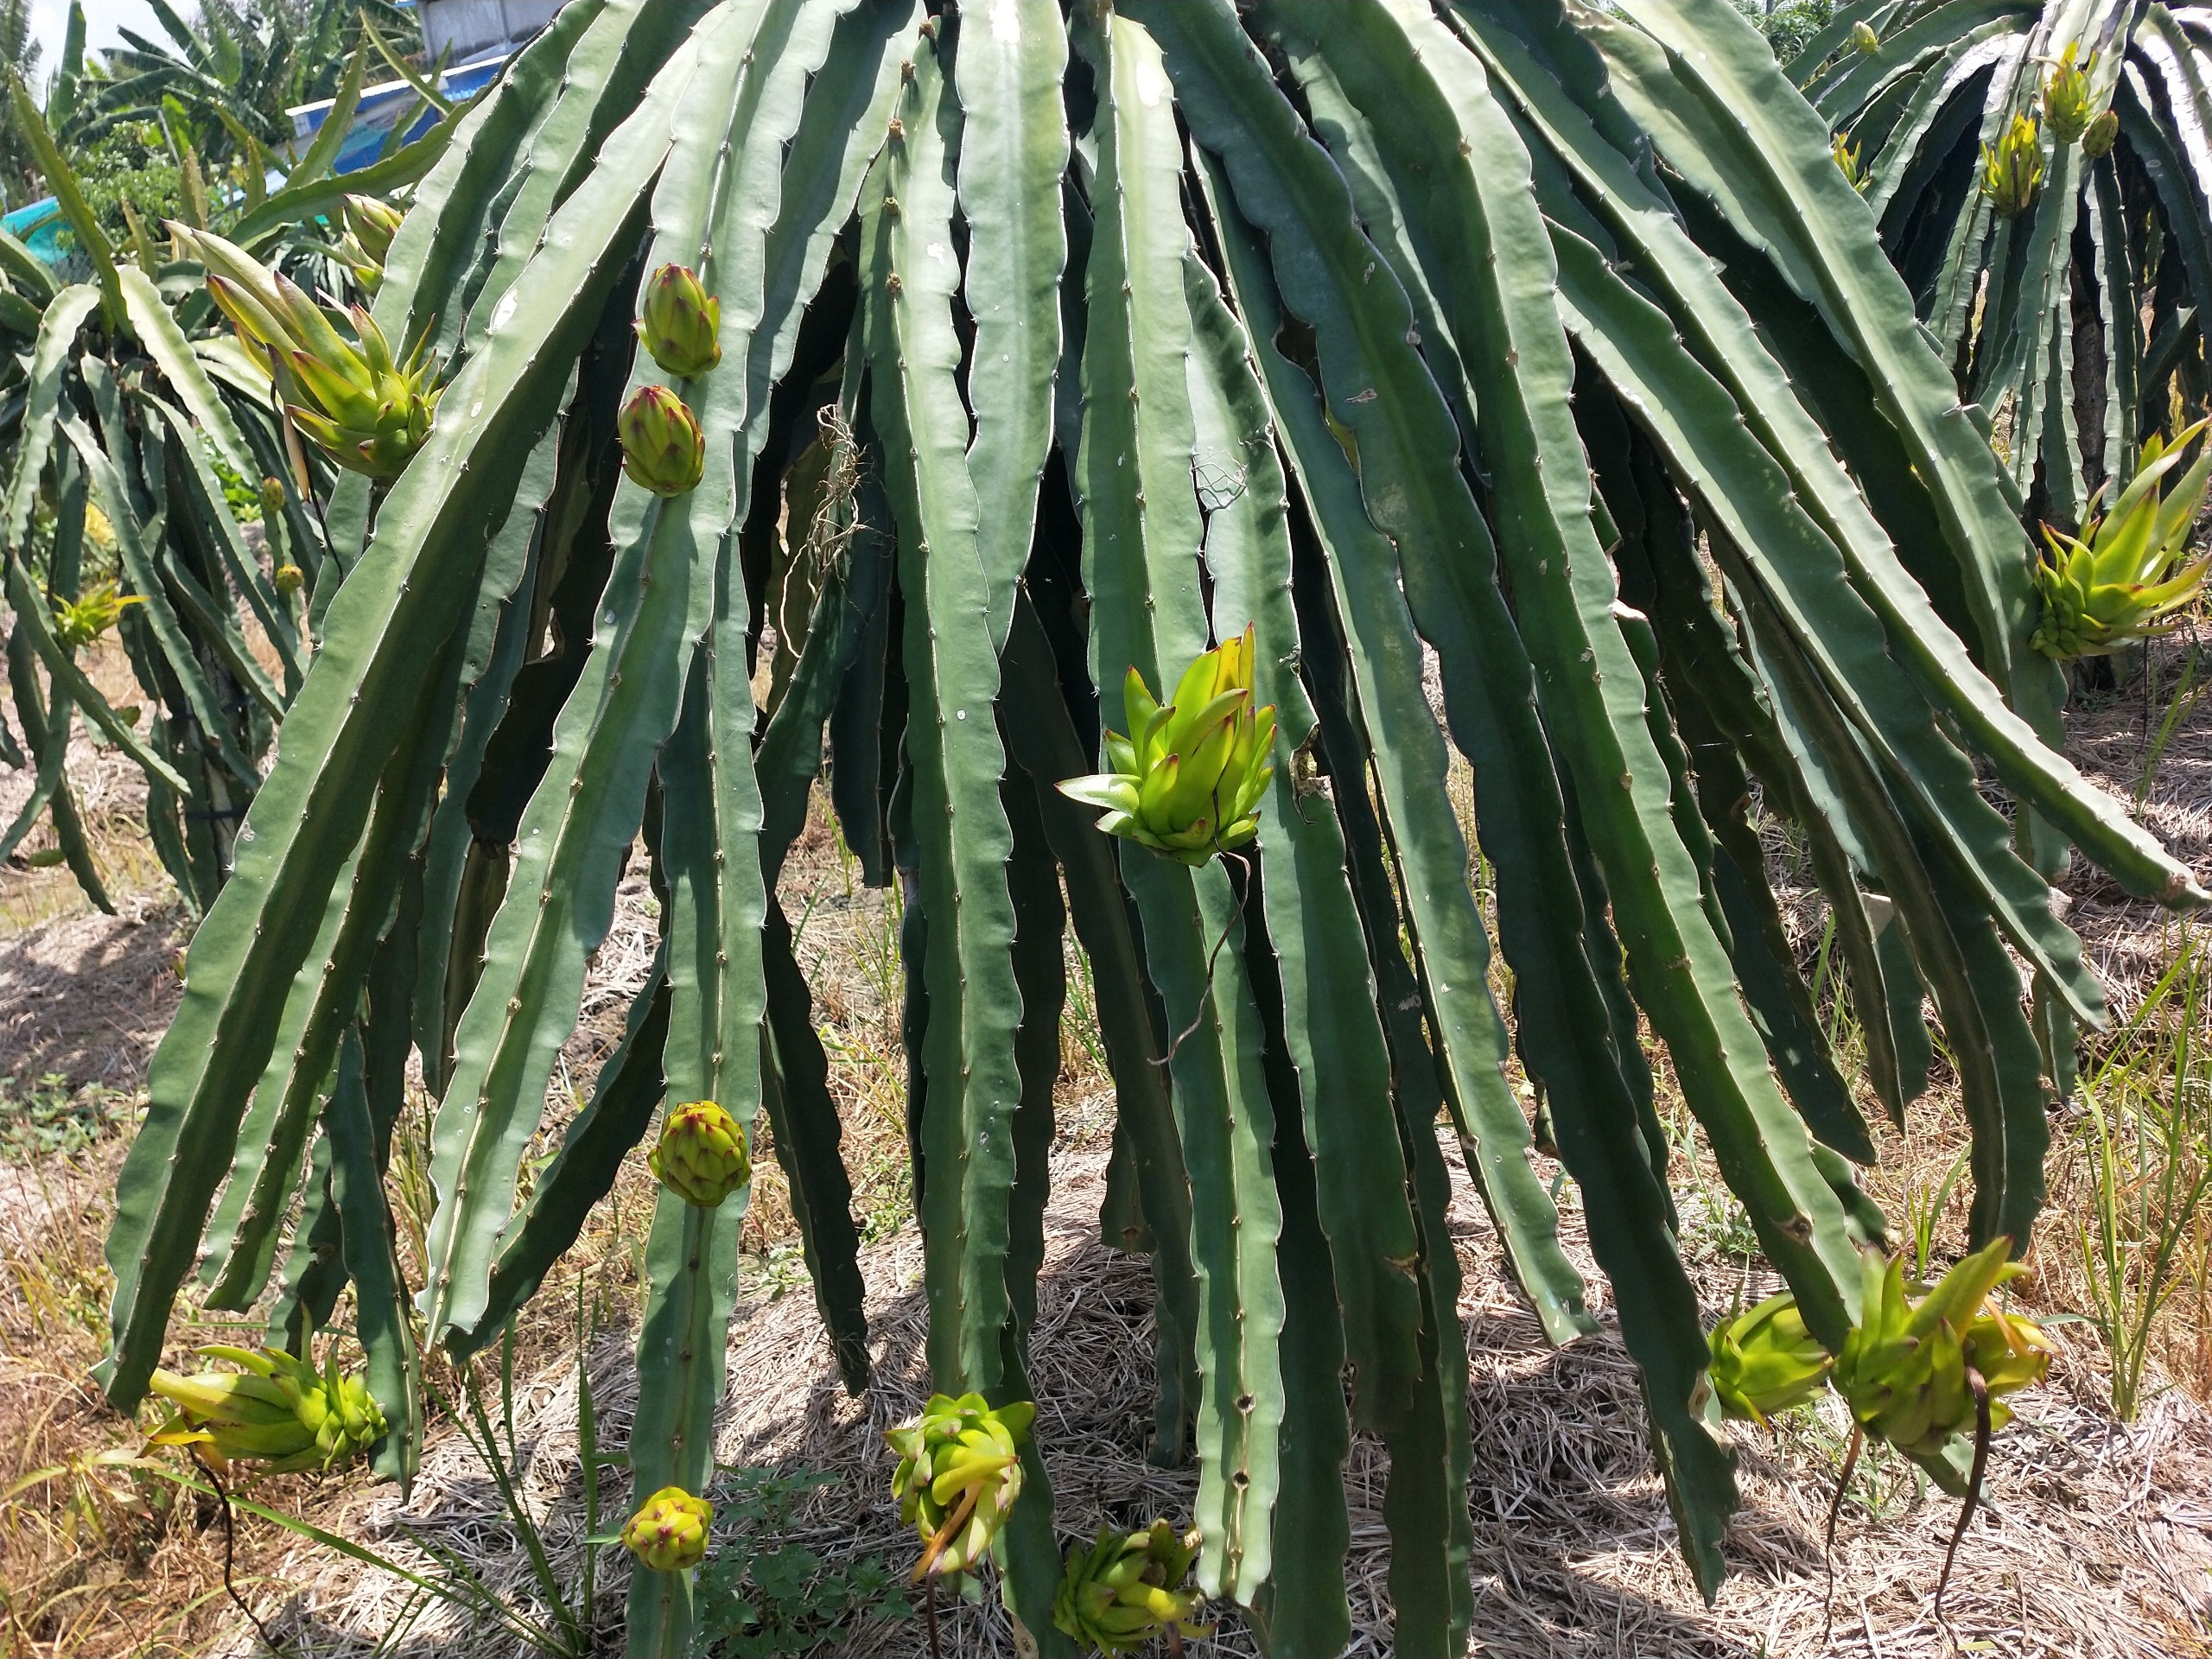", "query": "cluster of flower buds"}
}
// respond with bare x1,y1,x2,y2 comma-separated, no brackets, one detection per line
621,1484,715,1572
613,264,720,499
1833,1237,2054,1463
1699,1290,1833,1427
52,581,142,649
336,194,405,295
175,224,441,479
1052,1520,1207,1654
647,1099,752,1208
886,1393,1034,1580
148,1341,386,1473
2032,419,2212,659
1980,112,2045,217
1057,626,1278,867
